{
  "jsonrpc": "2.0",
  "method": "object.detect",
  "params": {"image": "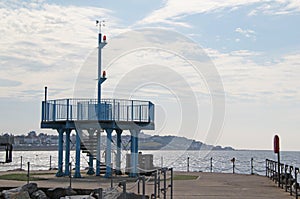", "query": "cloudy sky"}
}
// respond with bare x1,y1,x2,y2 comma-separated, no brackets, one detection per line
0,0,299,151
